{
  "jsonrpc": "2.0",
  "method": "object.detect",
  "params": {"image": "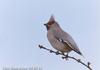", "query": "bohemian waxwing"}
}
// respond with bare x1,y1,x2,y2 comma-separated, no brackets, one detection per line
44,15,82,56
